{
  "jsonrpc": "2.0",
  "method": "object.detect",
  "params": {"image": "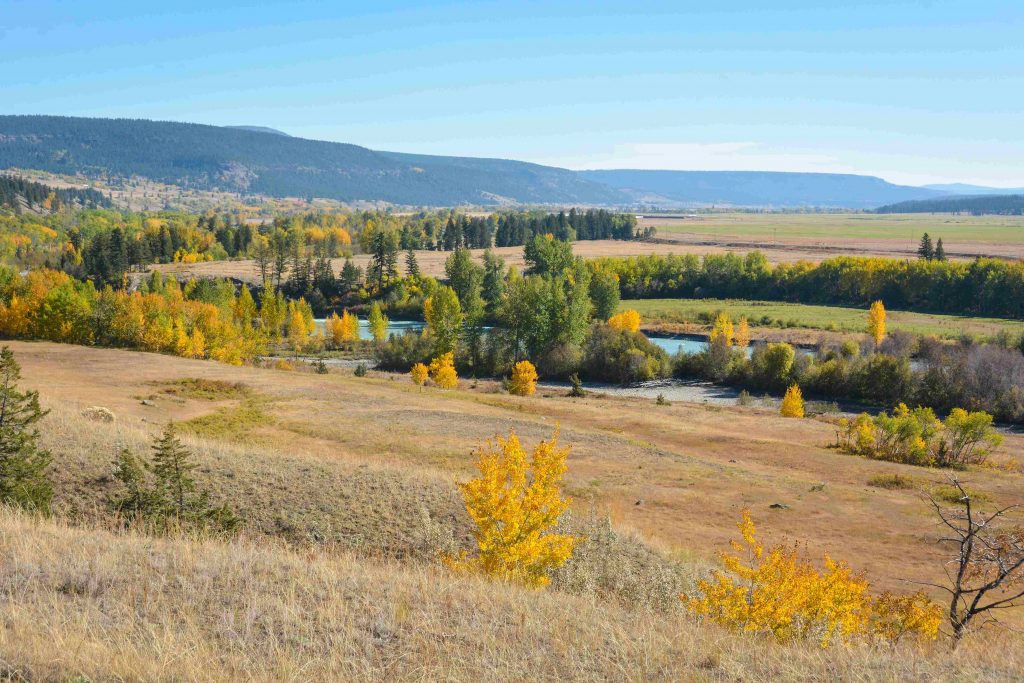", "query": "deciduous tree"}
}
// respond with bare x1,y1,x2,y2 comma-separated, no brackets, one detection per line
449,430,576,588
